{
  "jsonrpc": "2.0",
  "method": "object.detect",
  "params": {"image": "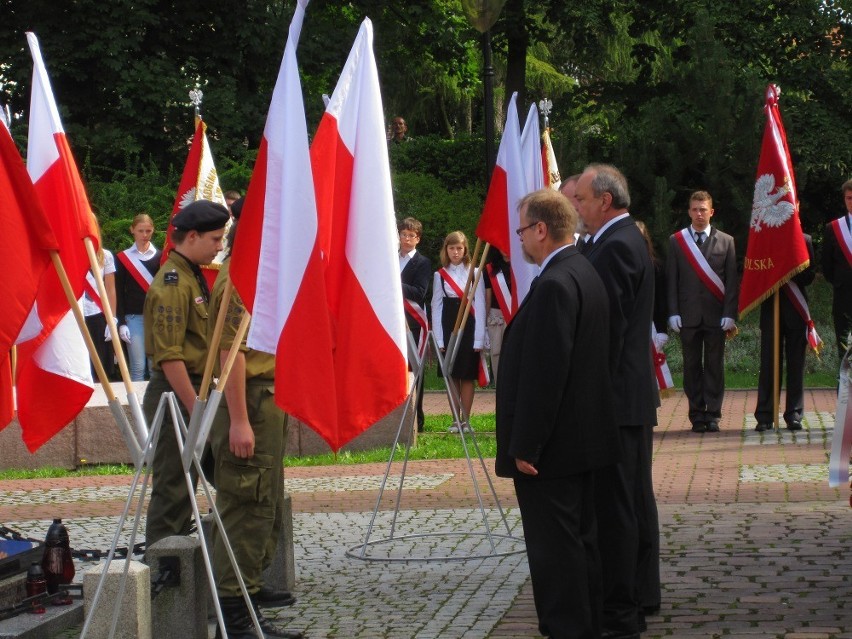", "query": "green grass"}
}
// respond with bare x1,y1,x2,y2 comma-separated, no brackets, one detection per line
0,464,134,481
